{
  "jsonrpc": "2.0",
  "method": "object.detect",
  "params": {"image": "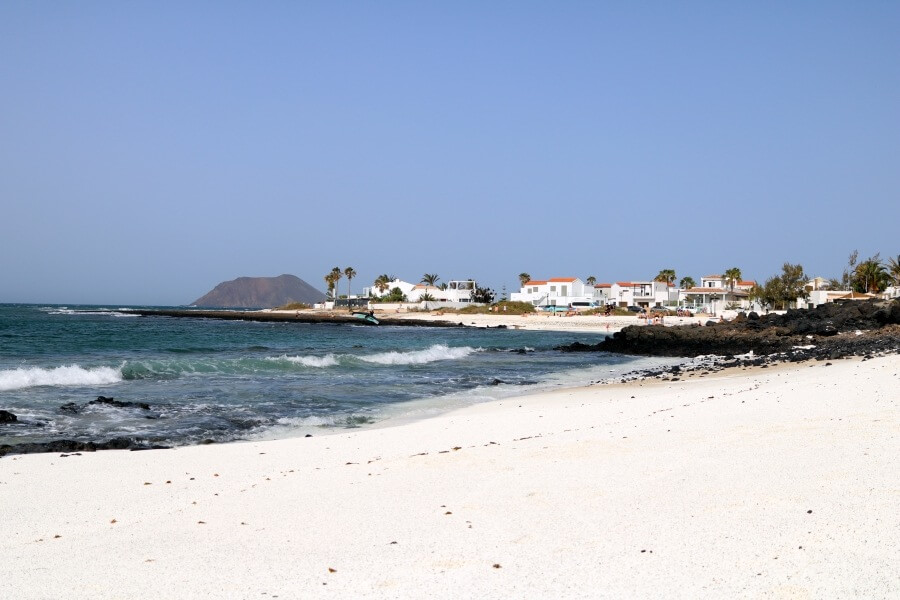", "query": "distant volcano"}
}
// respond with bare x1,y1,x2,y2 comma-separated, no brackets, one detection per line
192,274,326,308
